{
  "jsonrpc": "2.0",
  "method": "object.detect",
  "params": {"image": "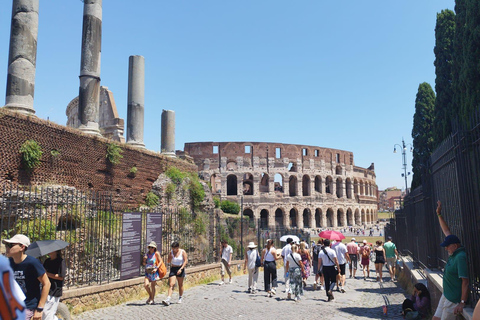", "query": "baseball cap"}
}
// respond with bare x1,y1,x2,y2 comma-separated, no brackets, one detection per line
440,235,461,247
351,238,356,241
2,234,31,247
363,240,367,244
